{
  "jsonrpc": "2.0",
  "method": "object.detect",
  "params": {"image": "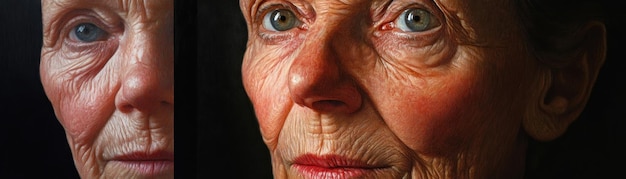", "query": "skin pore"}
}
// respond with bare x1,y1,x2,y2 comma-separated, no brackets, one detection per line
240,0,552,178
40,0,173,178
